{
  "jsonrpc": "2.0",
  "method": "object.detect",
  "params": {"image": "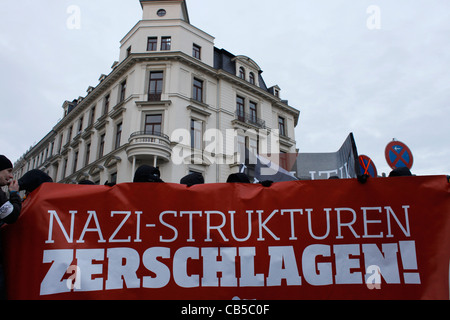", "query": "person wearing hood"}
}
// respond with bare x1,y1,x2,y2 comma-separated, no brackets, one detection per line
18,169,53,195
389,167,413,177
226,173,251,183
133,165,164,183
180,172,204,187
